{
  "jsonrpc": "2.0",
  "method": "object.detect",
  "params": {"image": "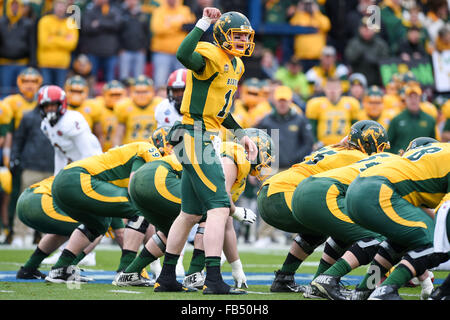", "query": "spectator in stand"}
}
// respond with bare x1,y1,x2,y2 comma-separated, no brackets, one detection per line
0,0,36,98
150,0,195,89
80,0,122,83
290,0,331,72
380,0,405,54
345,0,376,51
323,0,359,58
348,73,367,103
345,17,390,86
274,56,310,100
305,45,349,96
37,0,79,88
119,0,150,81
260,48,279,80
262,0,296,52
434,24,450,52
397,26,429,62
423,0,448,46
401,4,433,54
67,54,96,97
